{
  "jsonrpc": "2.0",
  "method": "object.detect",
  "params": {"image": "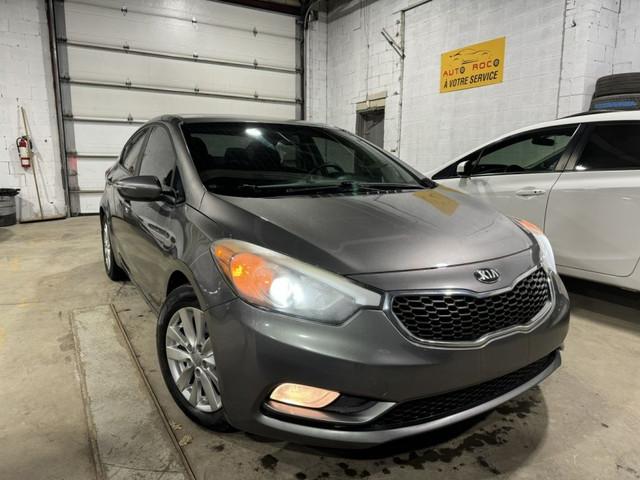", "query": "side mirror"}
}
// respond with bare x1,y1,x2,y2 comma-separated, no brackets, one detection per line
456,160,472,178
115,176,164,201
